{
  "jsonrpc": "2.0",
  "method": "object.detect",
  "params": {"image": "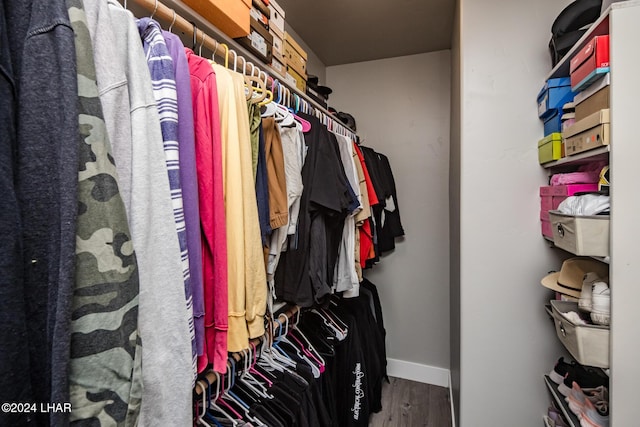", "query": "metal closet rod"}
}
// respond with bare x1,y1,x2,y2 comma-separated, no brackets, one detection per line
128,0,358,139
